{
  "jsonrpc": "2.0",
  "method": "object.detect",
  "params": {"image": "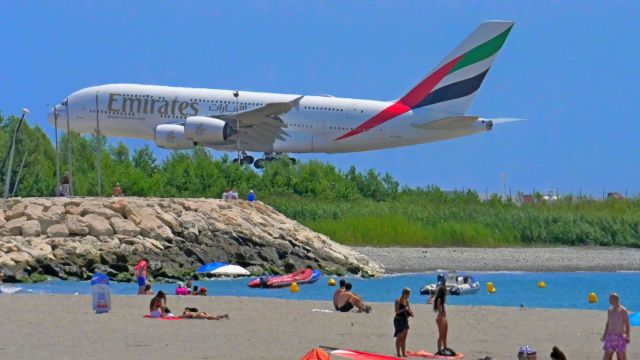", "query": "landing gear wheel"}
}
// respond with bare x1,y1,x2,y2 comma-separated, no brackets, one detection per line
254,158,265,169
288,157,297,165
242,156,255,165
